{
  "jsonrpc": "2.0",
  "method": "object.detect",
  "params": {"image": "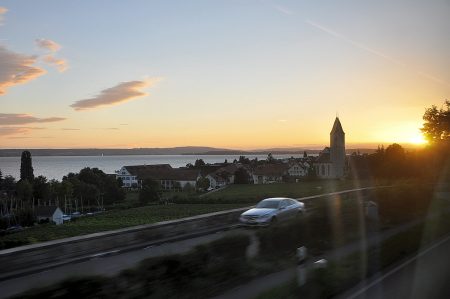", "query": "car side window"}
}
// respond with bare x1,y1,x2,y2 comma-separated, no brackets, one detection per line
280,200,289,208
